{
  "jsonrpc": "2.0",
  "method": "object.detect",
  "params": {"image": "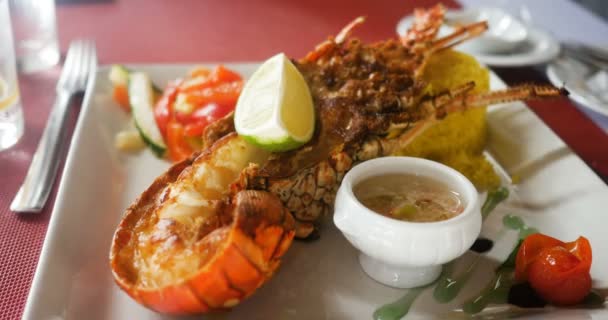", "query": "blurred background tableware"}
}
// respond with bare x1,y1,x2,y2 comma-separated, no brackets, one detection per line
0,0,24,150
547,48,608,117
562,42,608,70
396,7,560,67
8,0,60,73
445,7,528,54
458,0,608,131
